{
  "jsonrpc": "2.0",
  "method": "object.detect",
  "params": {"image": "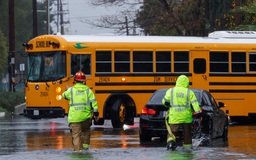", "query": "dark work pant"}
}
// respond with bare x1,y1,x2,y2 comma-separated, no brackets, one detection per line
168,123,192,145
